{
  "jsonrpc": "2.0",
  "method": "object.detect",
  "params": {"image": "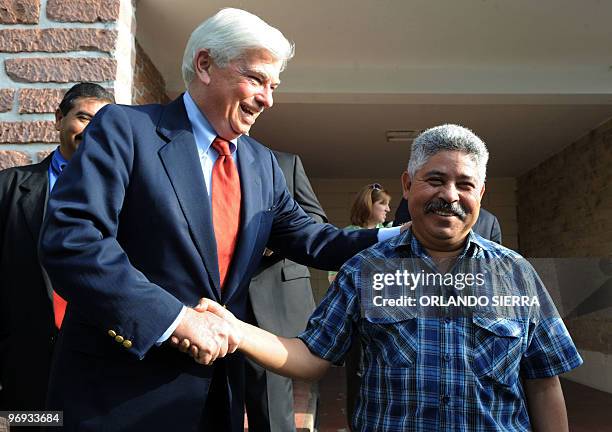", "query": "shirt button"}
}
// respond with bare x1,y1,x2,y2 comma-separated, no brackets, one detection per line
441,395,450,405
444,317,451,324
443,353,451,362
